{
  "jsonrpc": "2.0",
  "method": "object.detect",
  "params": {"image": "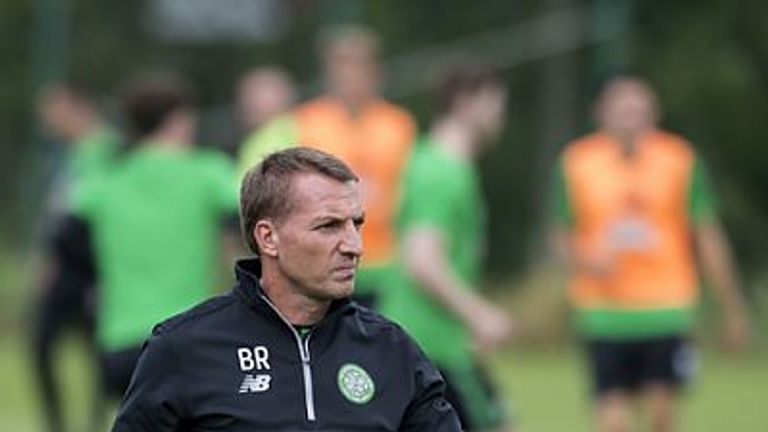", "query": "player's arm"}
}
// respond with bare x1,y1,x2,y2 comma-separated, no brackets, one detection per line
112,332,186,431
402,227,512,354
689,159,749,351
399,334,462,431
549,226,572,268
550,226,615,277
211,154,249,288
695,221,749,351
548,157,613,277
549,157,576,268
